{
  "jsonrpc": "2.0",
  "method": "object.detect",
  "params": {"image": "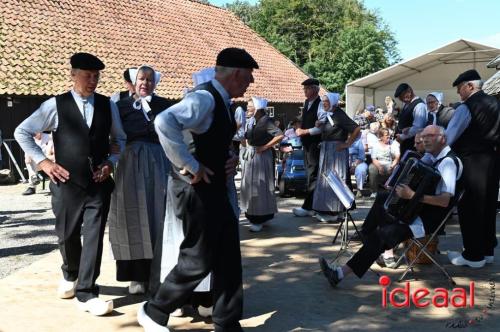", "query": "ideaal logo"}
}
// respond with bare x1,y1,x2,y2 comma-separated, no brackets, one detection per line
379,275,475,308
